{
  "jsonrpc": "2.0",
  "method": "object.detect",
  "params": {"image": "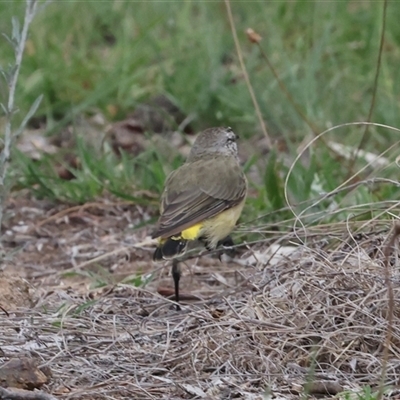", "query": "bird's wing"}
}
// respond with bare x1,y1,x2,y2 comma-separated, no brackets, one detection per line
152,157,247,239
